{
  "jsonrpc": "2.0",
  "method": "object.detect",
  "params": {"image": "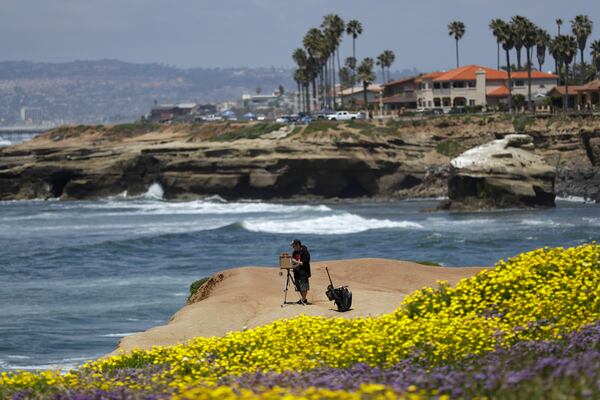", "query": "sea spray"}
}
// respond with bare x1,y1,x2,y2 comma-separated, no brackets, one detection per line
144,183,164,200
